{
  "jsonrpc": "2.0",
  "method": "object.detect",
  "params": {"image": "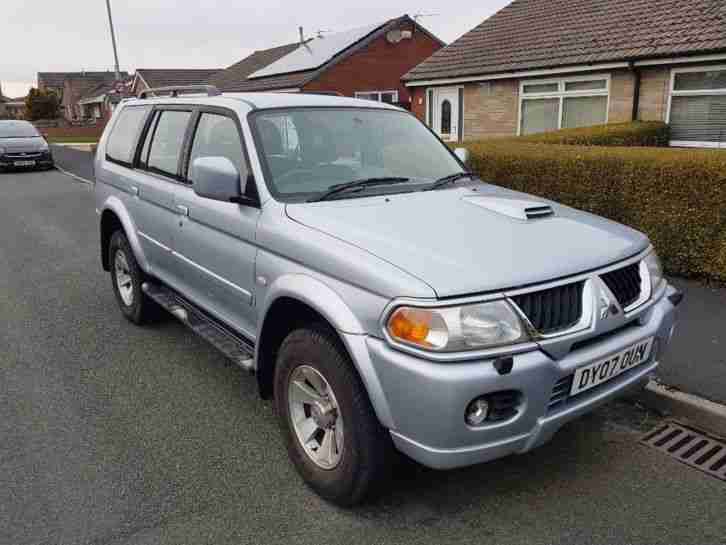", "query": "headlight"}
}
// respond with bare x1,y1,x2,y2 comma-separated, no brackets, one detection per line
39,141,49,151
644,251,664,292
386,300,529,352
0,146,5,155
